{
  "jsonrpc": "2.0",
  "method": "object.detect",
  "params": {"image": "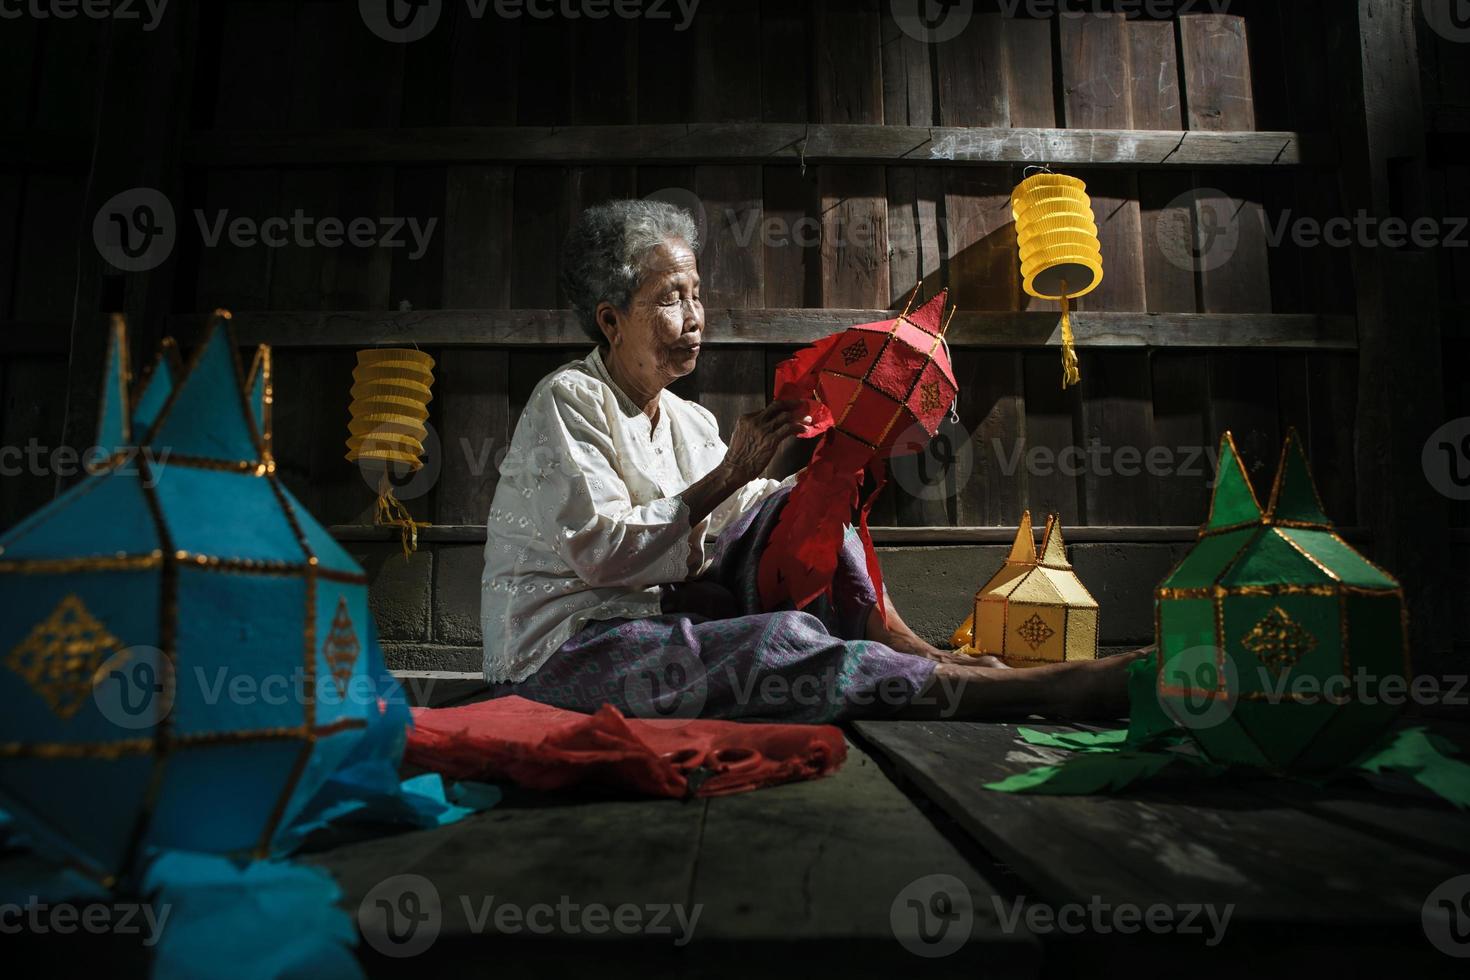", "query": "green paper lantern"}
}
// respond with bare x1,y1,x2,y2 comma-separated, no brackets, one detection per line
1154,429,1410,773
